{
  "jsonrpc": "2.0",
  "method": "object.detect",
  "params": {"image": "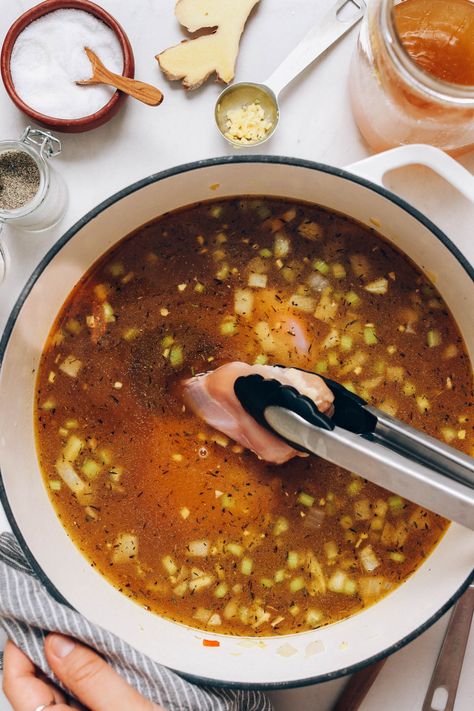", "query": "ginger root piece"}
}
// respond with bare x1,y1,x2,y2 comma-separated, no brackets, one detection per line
157,0,260,90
